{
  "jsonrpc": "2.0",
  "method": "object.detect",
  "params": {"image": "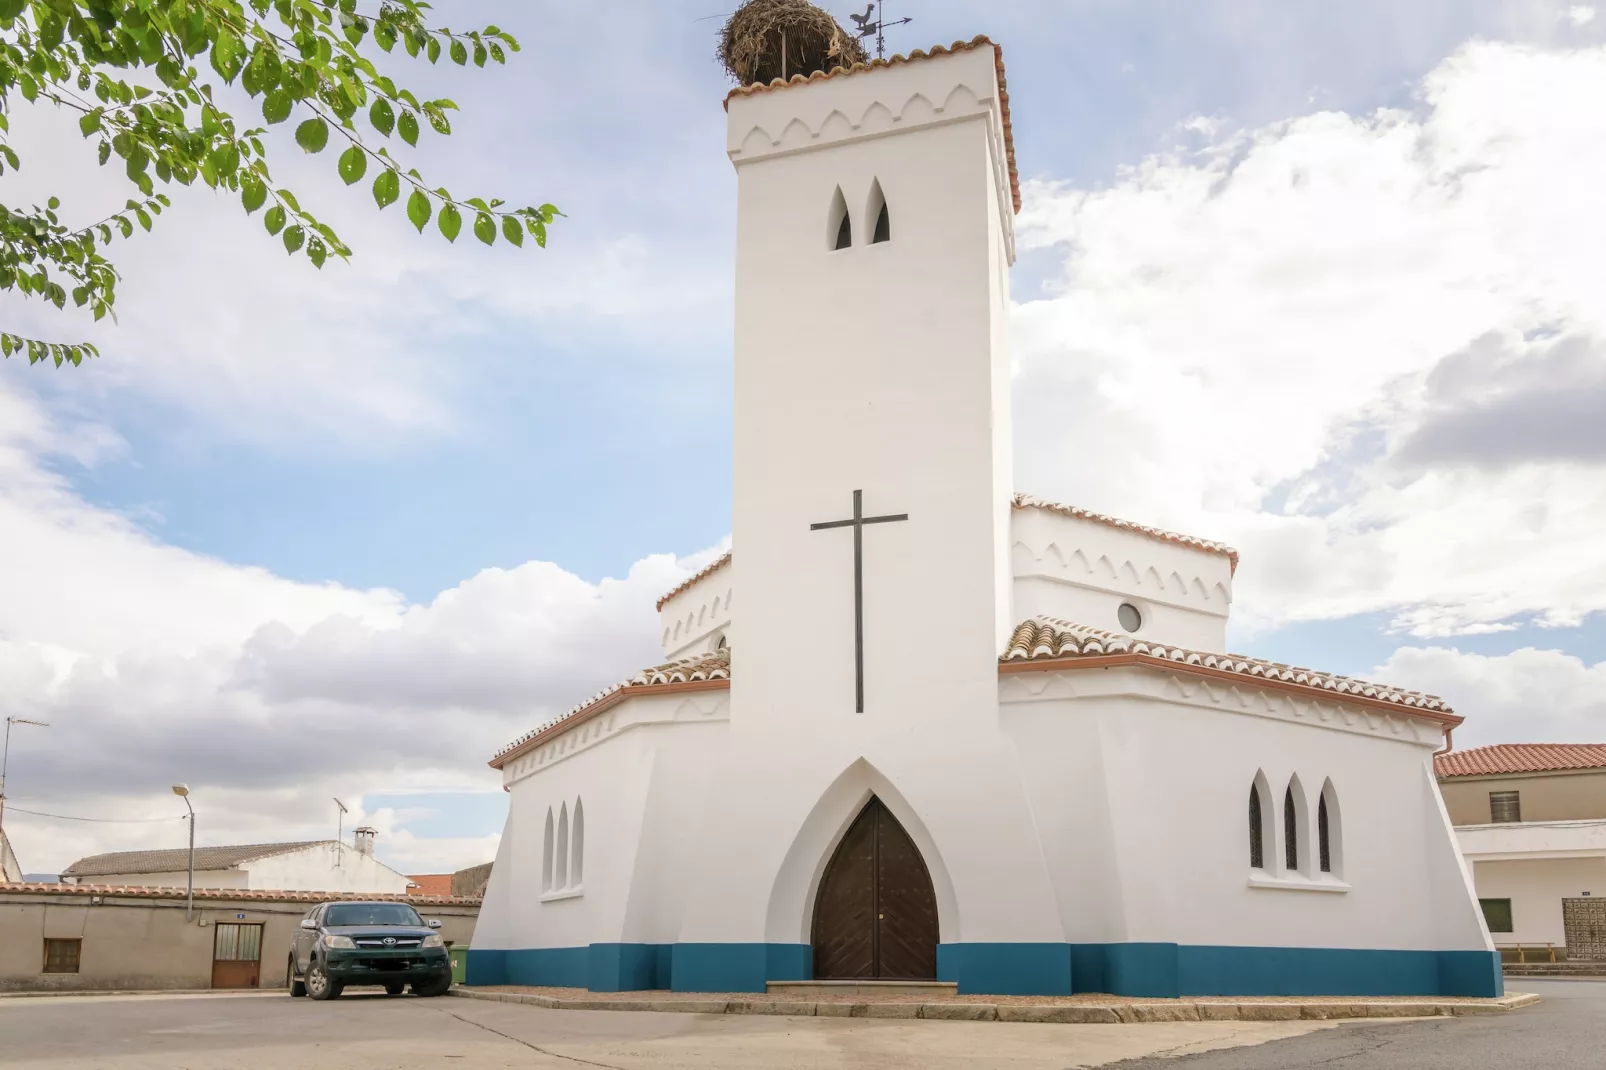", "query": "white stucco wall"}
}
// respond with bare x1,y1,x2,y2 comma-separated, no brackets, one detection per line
660,561,734,661
1469,859,1606,947
1009,507,1233,652
83,845,410,894
86,870,250,890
